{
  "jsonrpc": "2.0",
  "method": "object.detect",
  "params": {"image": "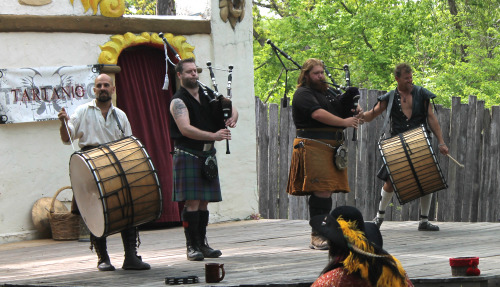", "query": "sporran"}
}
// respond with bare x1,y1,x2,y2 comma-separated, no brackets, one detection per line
334,144,348,170
201,155,218,181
